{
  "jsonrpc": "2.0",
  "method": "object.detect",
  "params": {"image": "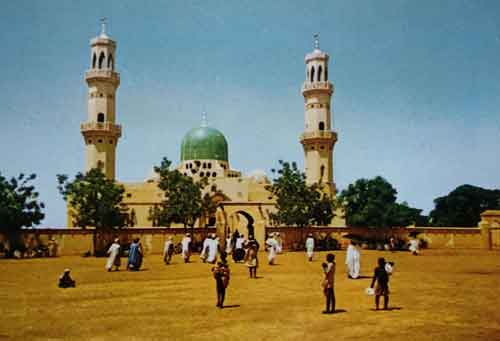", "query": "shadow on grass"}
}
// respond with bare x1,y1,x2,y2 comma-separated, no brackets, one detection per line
333,309,347,314
369,307,403,311
222,304,240,309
